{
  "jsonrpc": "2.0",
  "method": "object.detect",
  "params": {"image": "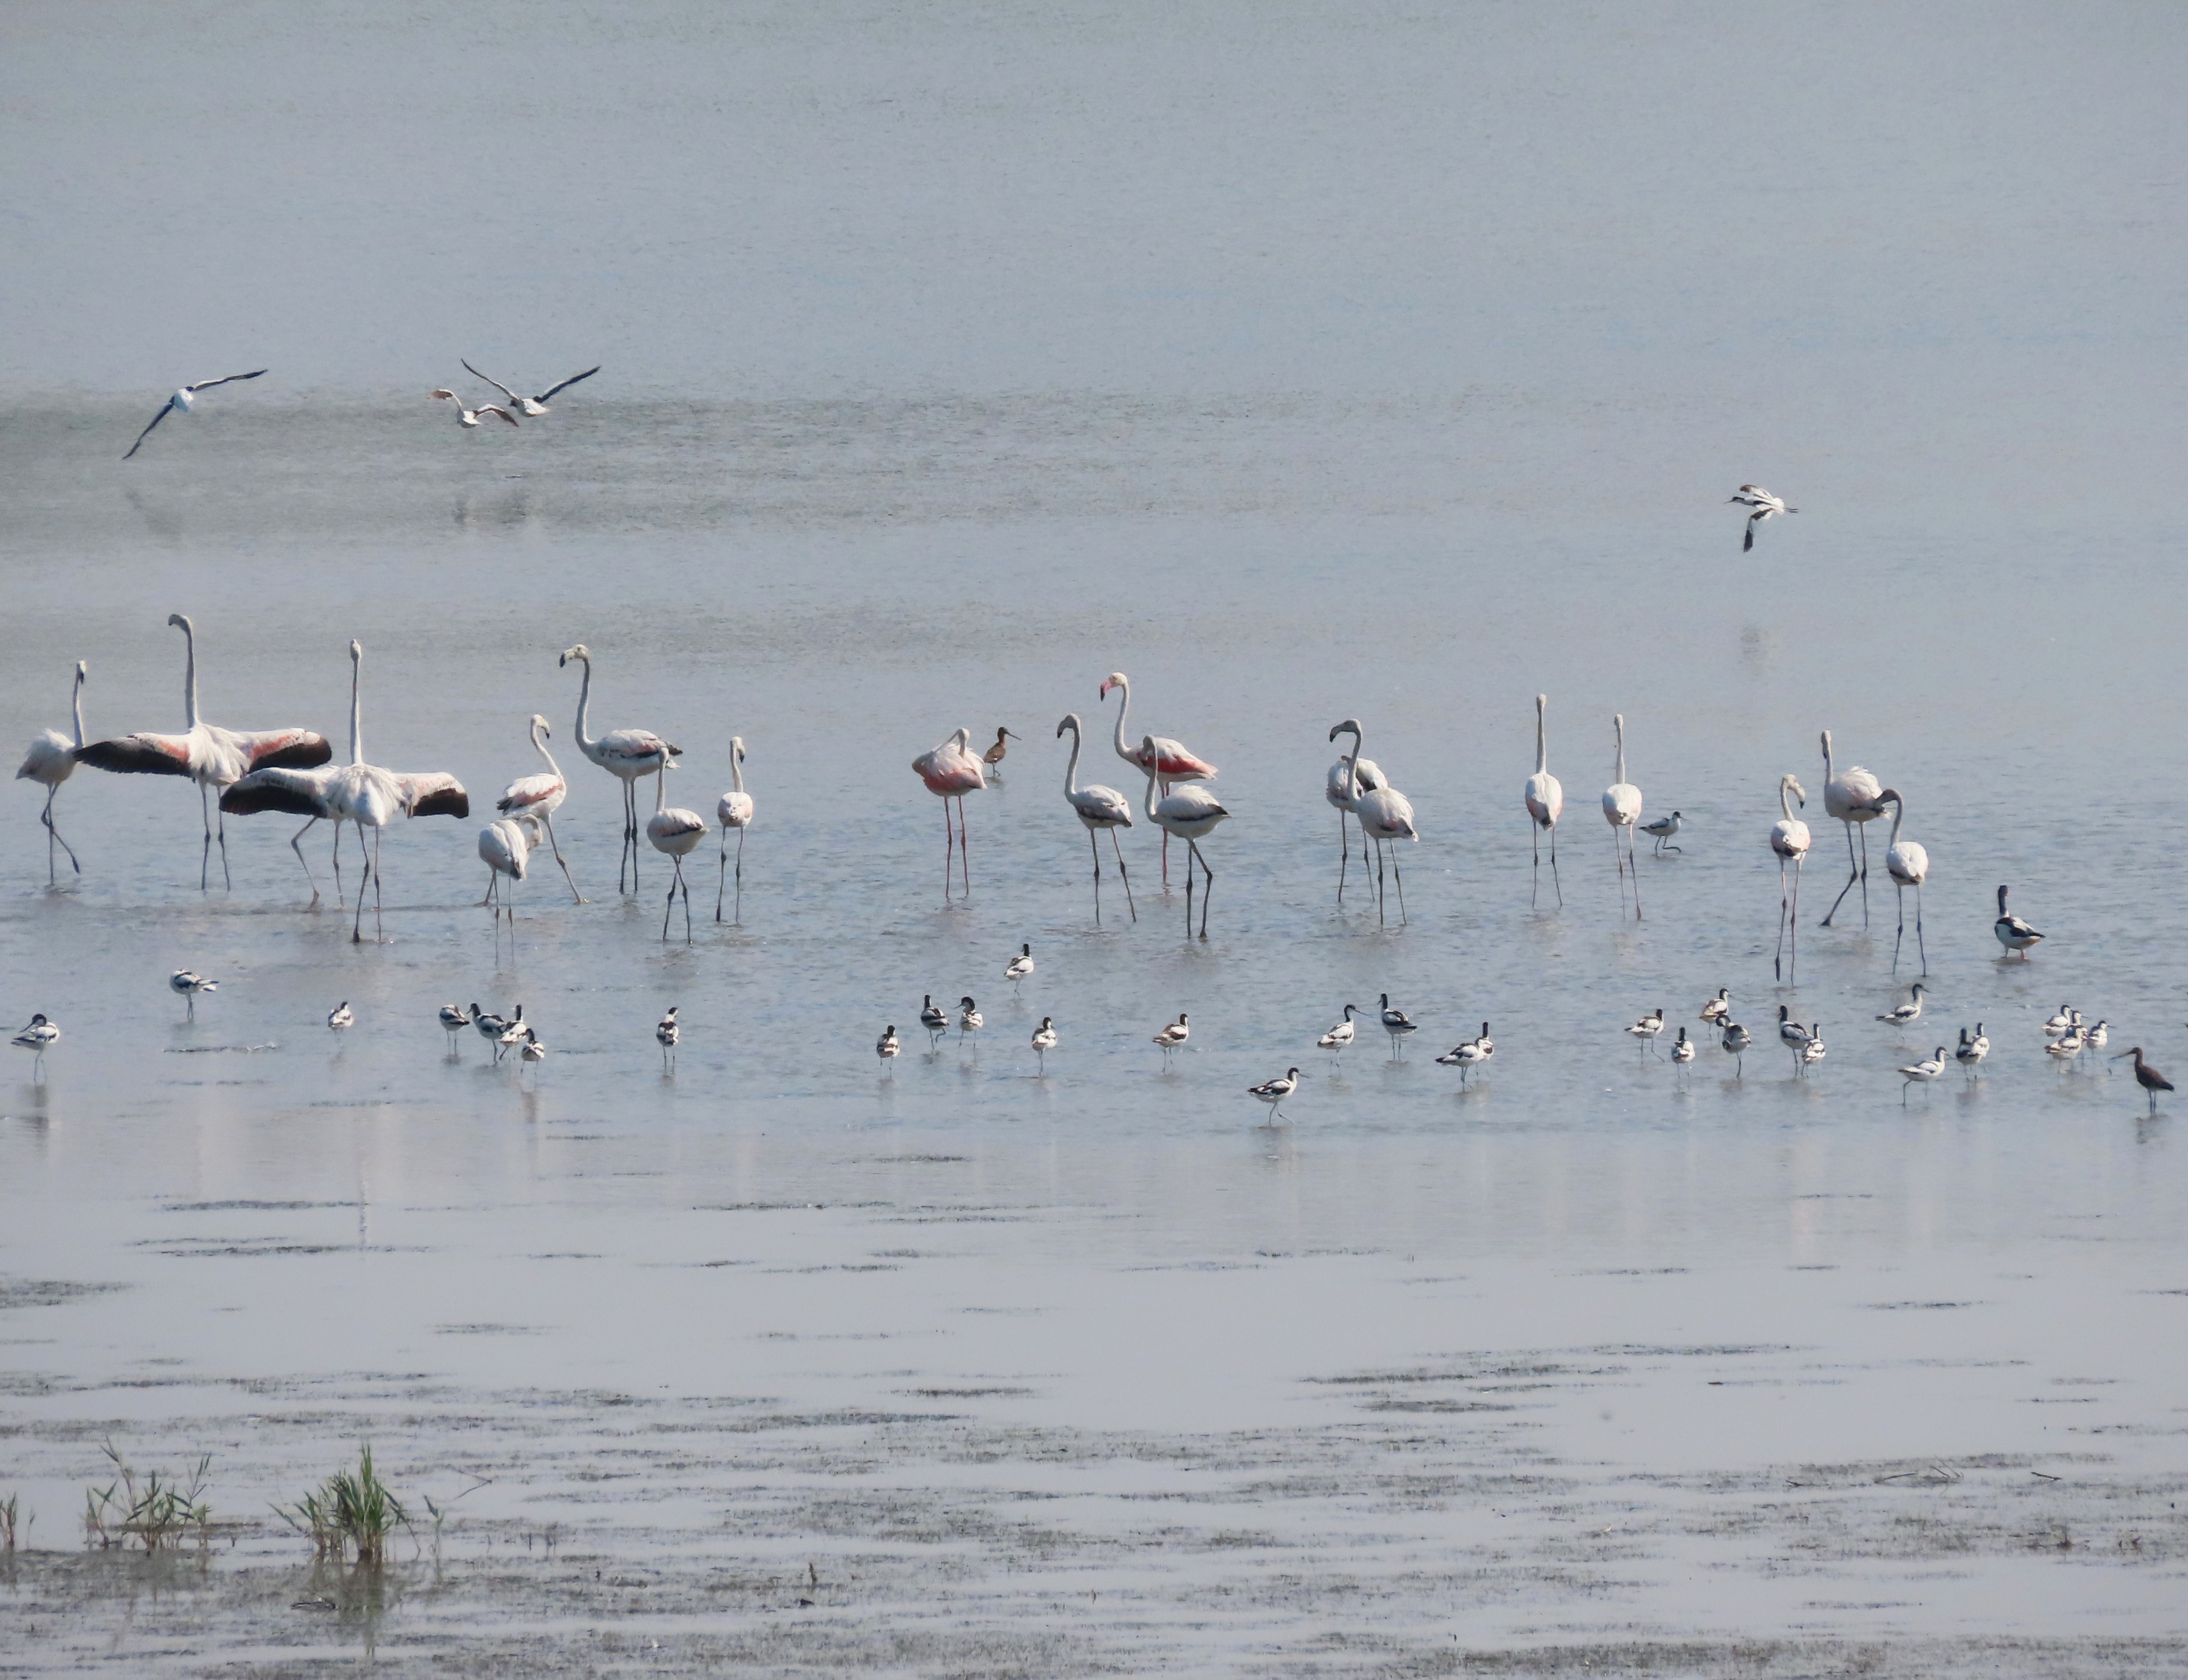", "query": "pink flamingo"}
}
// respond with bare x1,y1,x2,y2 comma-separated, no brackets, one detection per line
912,727,985,897
1099,671,1216,884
